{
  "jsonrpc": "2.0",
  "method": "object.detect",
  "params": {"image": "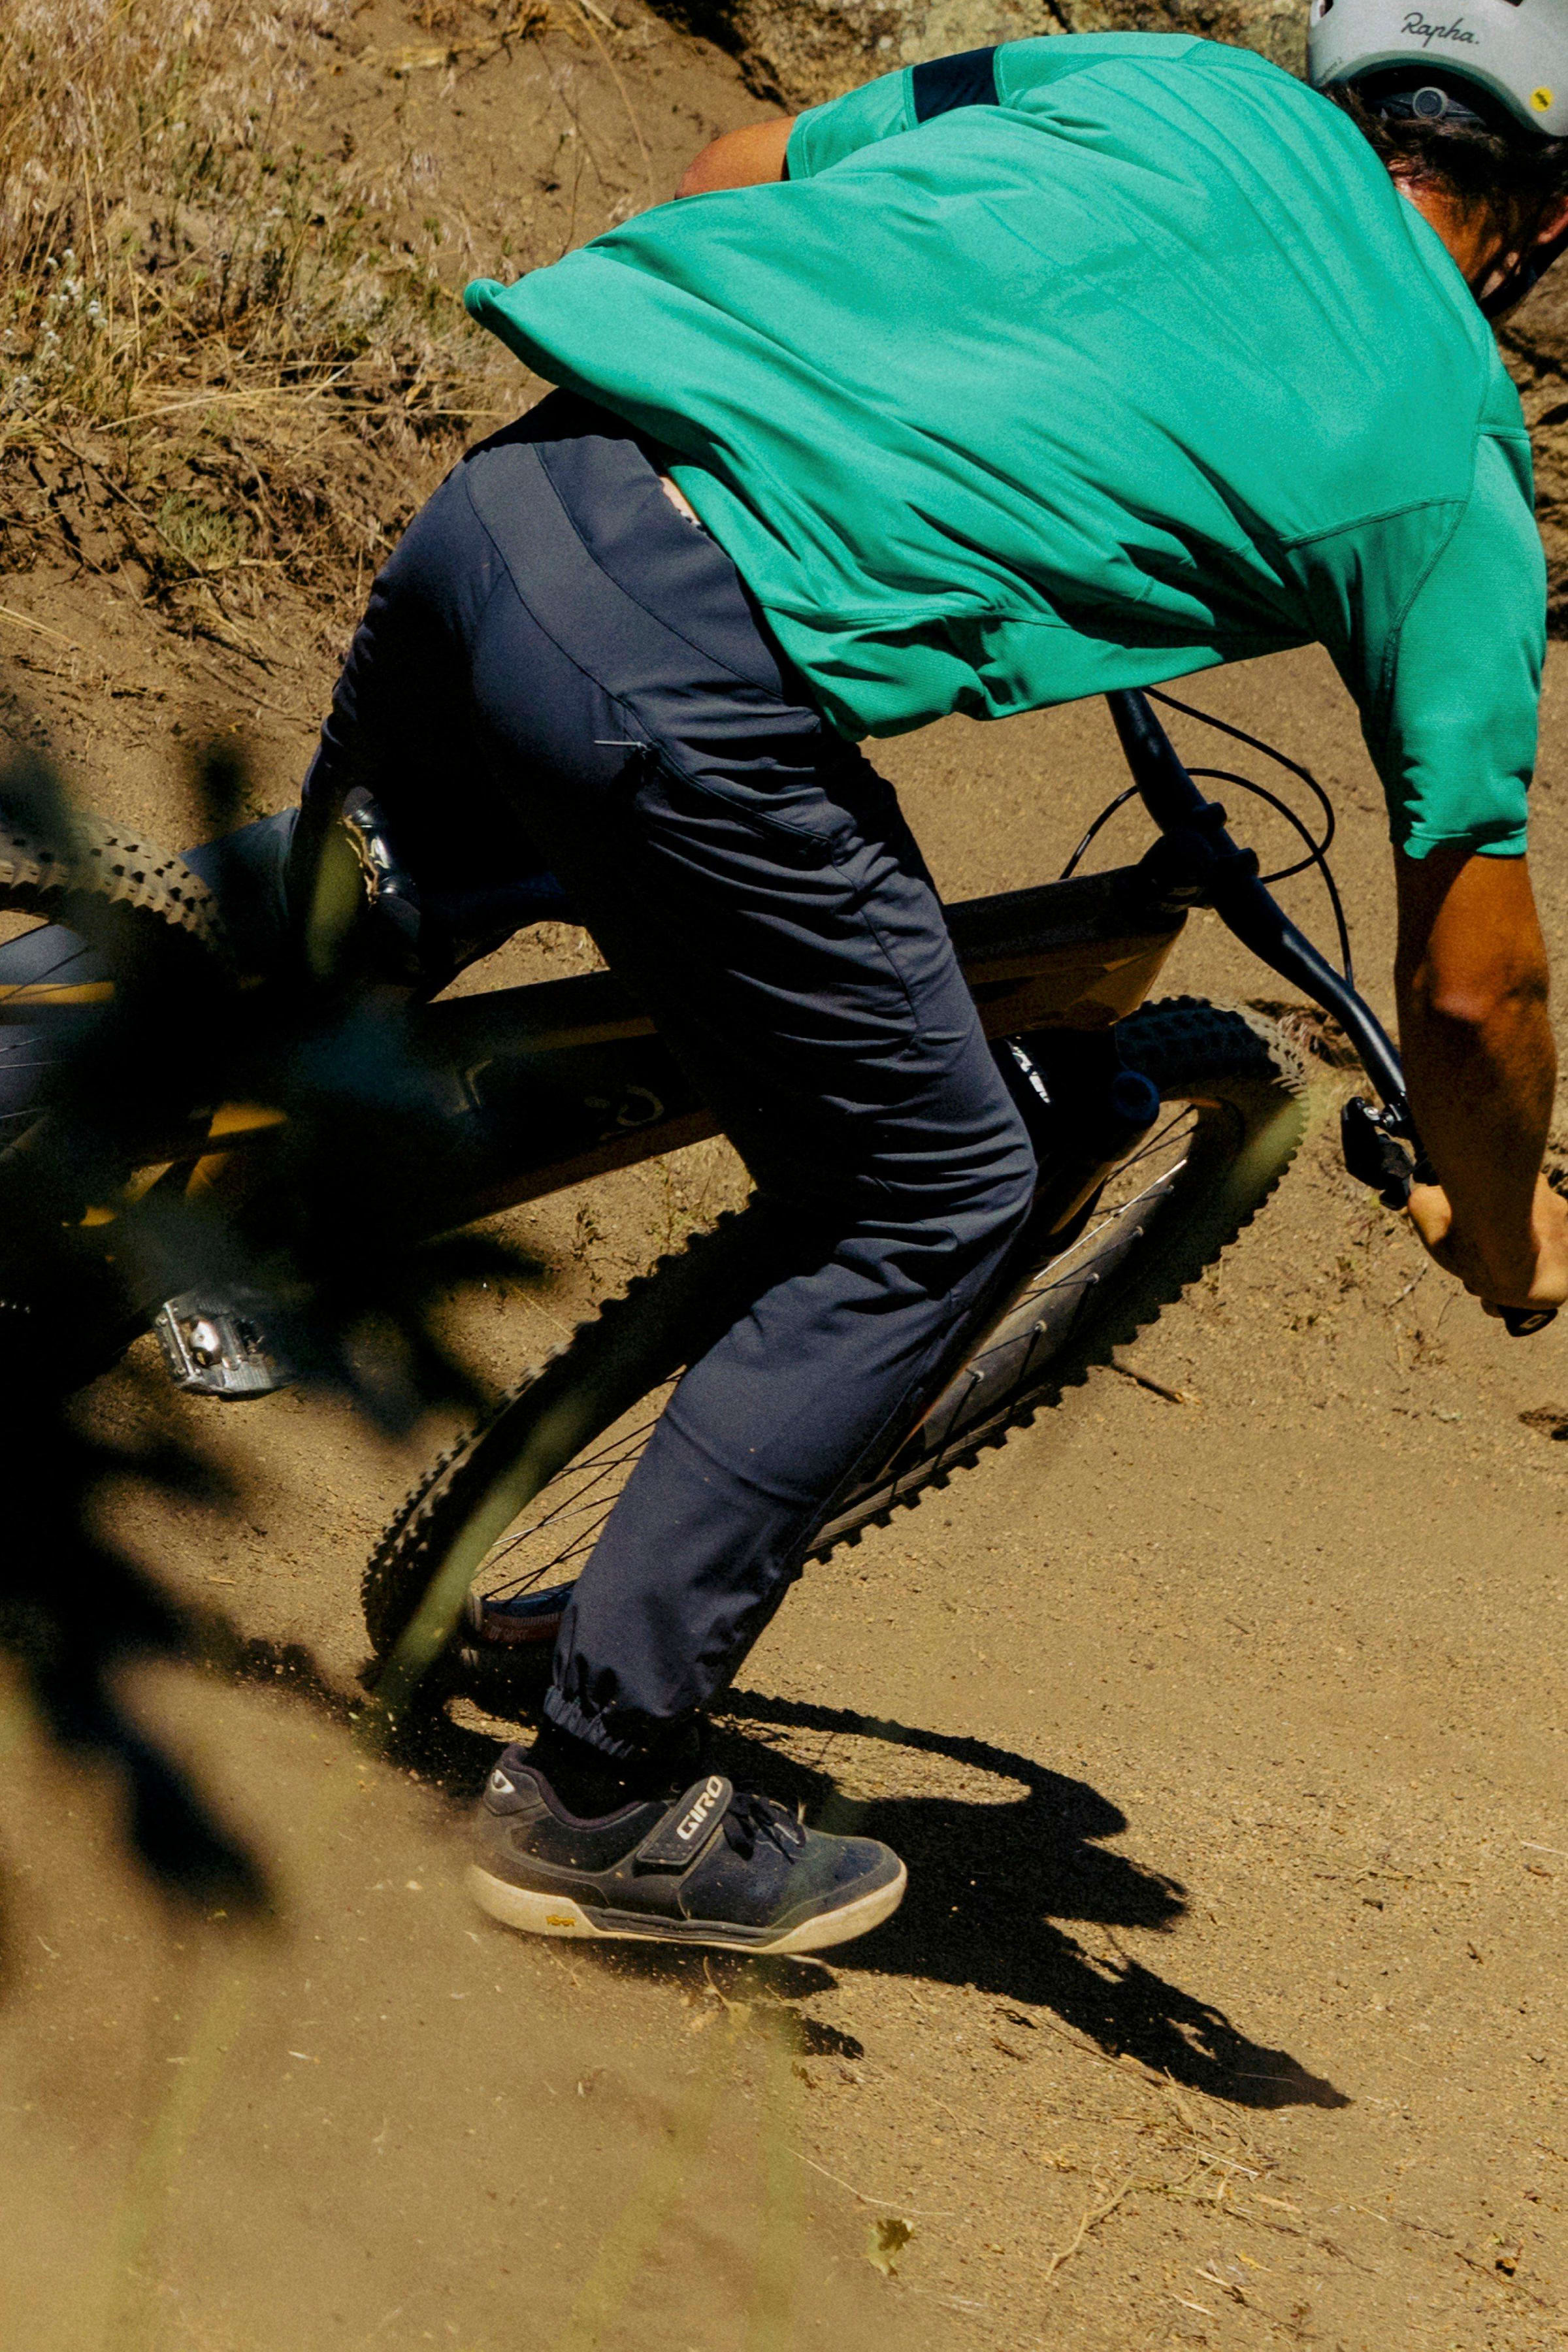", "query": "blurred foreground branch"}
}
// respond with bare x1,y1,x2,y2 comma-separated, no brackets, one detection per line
0,734,526,1908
